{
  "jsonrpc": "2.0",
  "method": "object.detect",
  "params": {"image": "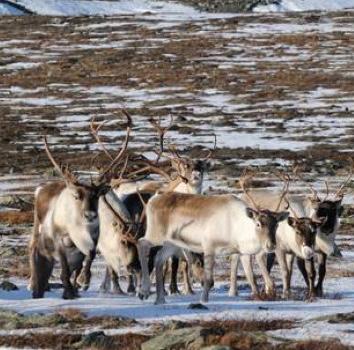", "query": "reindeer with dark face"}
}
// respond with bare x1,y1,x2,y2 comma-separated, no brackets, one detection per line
294,168,351,297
